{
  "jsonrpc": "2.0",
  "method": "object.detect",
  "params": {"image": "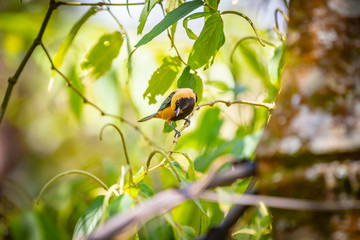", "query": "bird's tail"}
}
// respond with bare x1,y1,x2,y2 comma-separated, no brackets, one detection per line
138,113,158,122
